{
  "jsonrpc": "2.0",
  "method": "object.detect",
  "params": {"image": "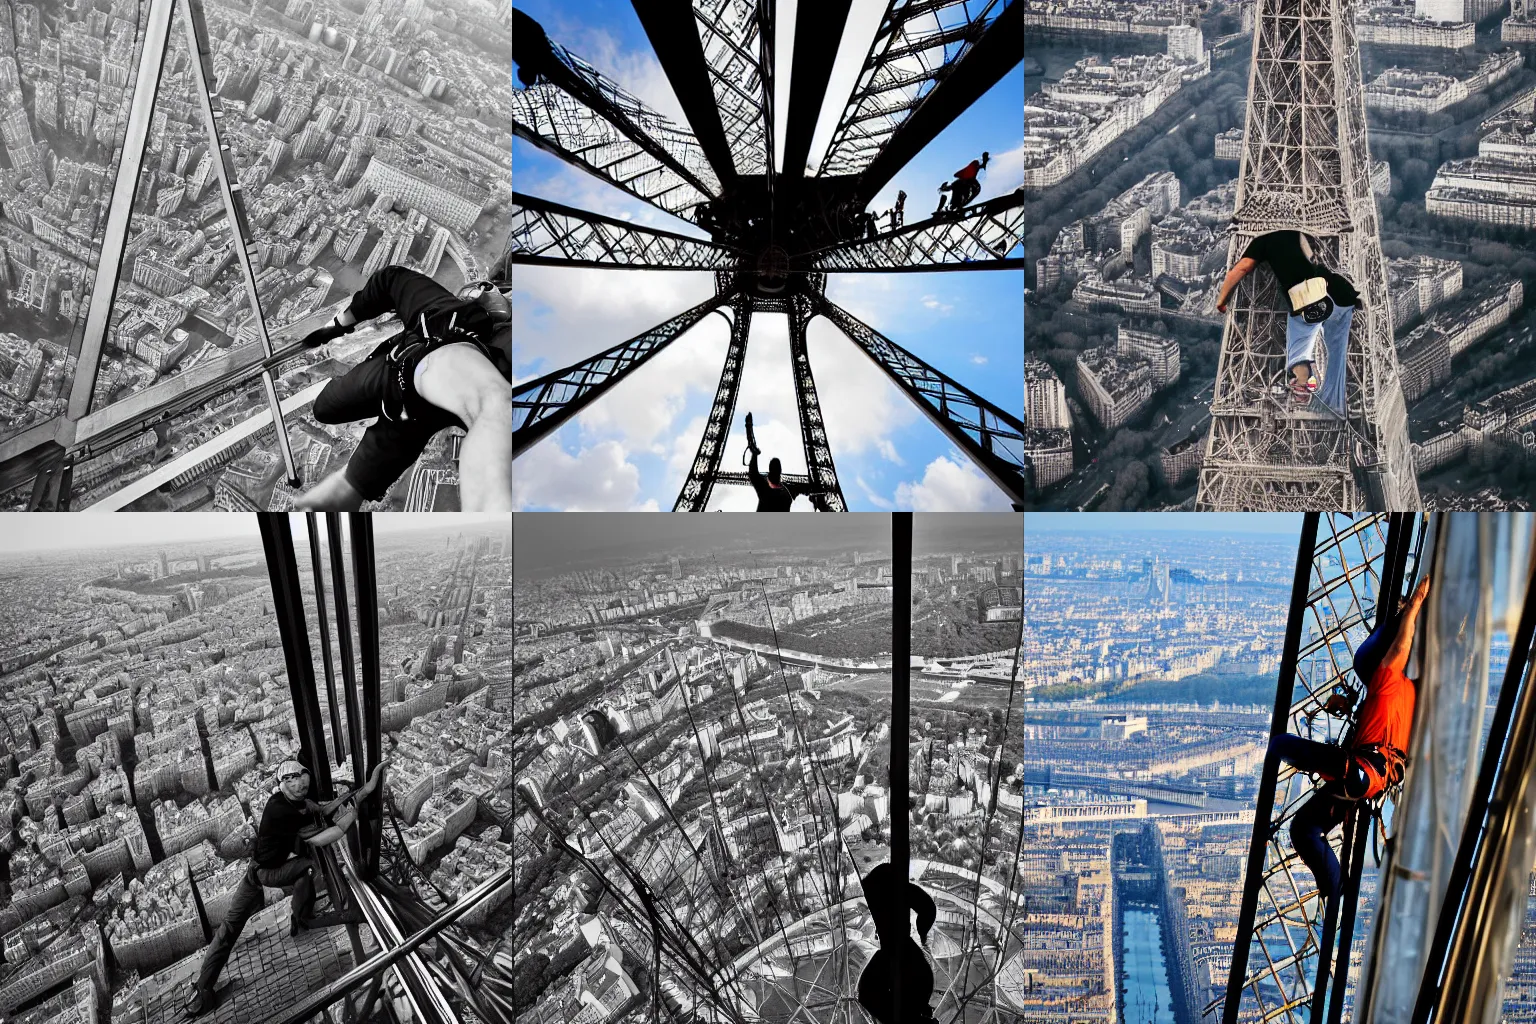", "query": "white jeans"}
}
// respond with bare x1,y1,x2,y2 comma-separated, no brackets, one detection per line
1285,303,1355,415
